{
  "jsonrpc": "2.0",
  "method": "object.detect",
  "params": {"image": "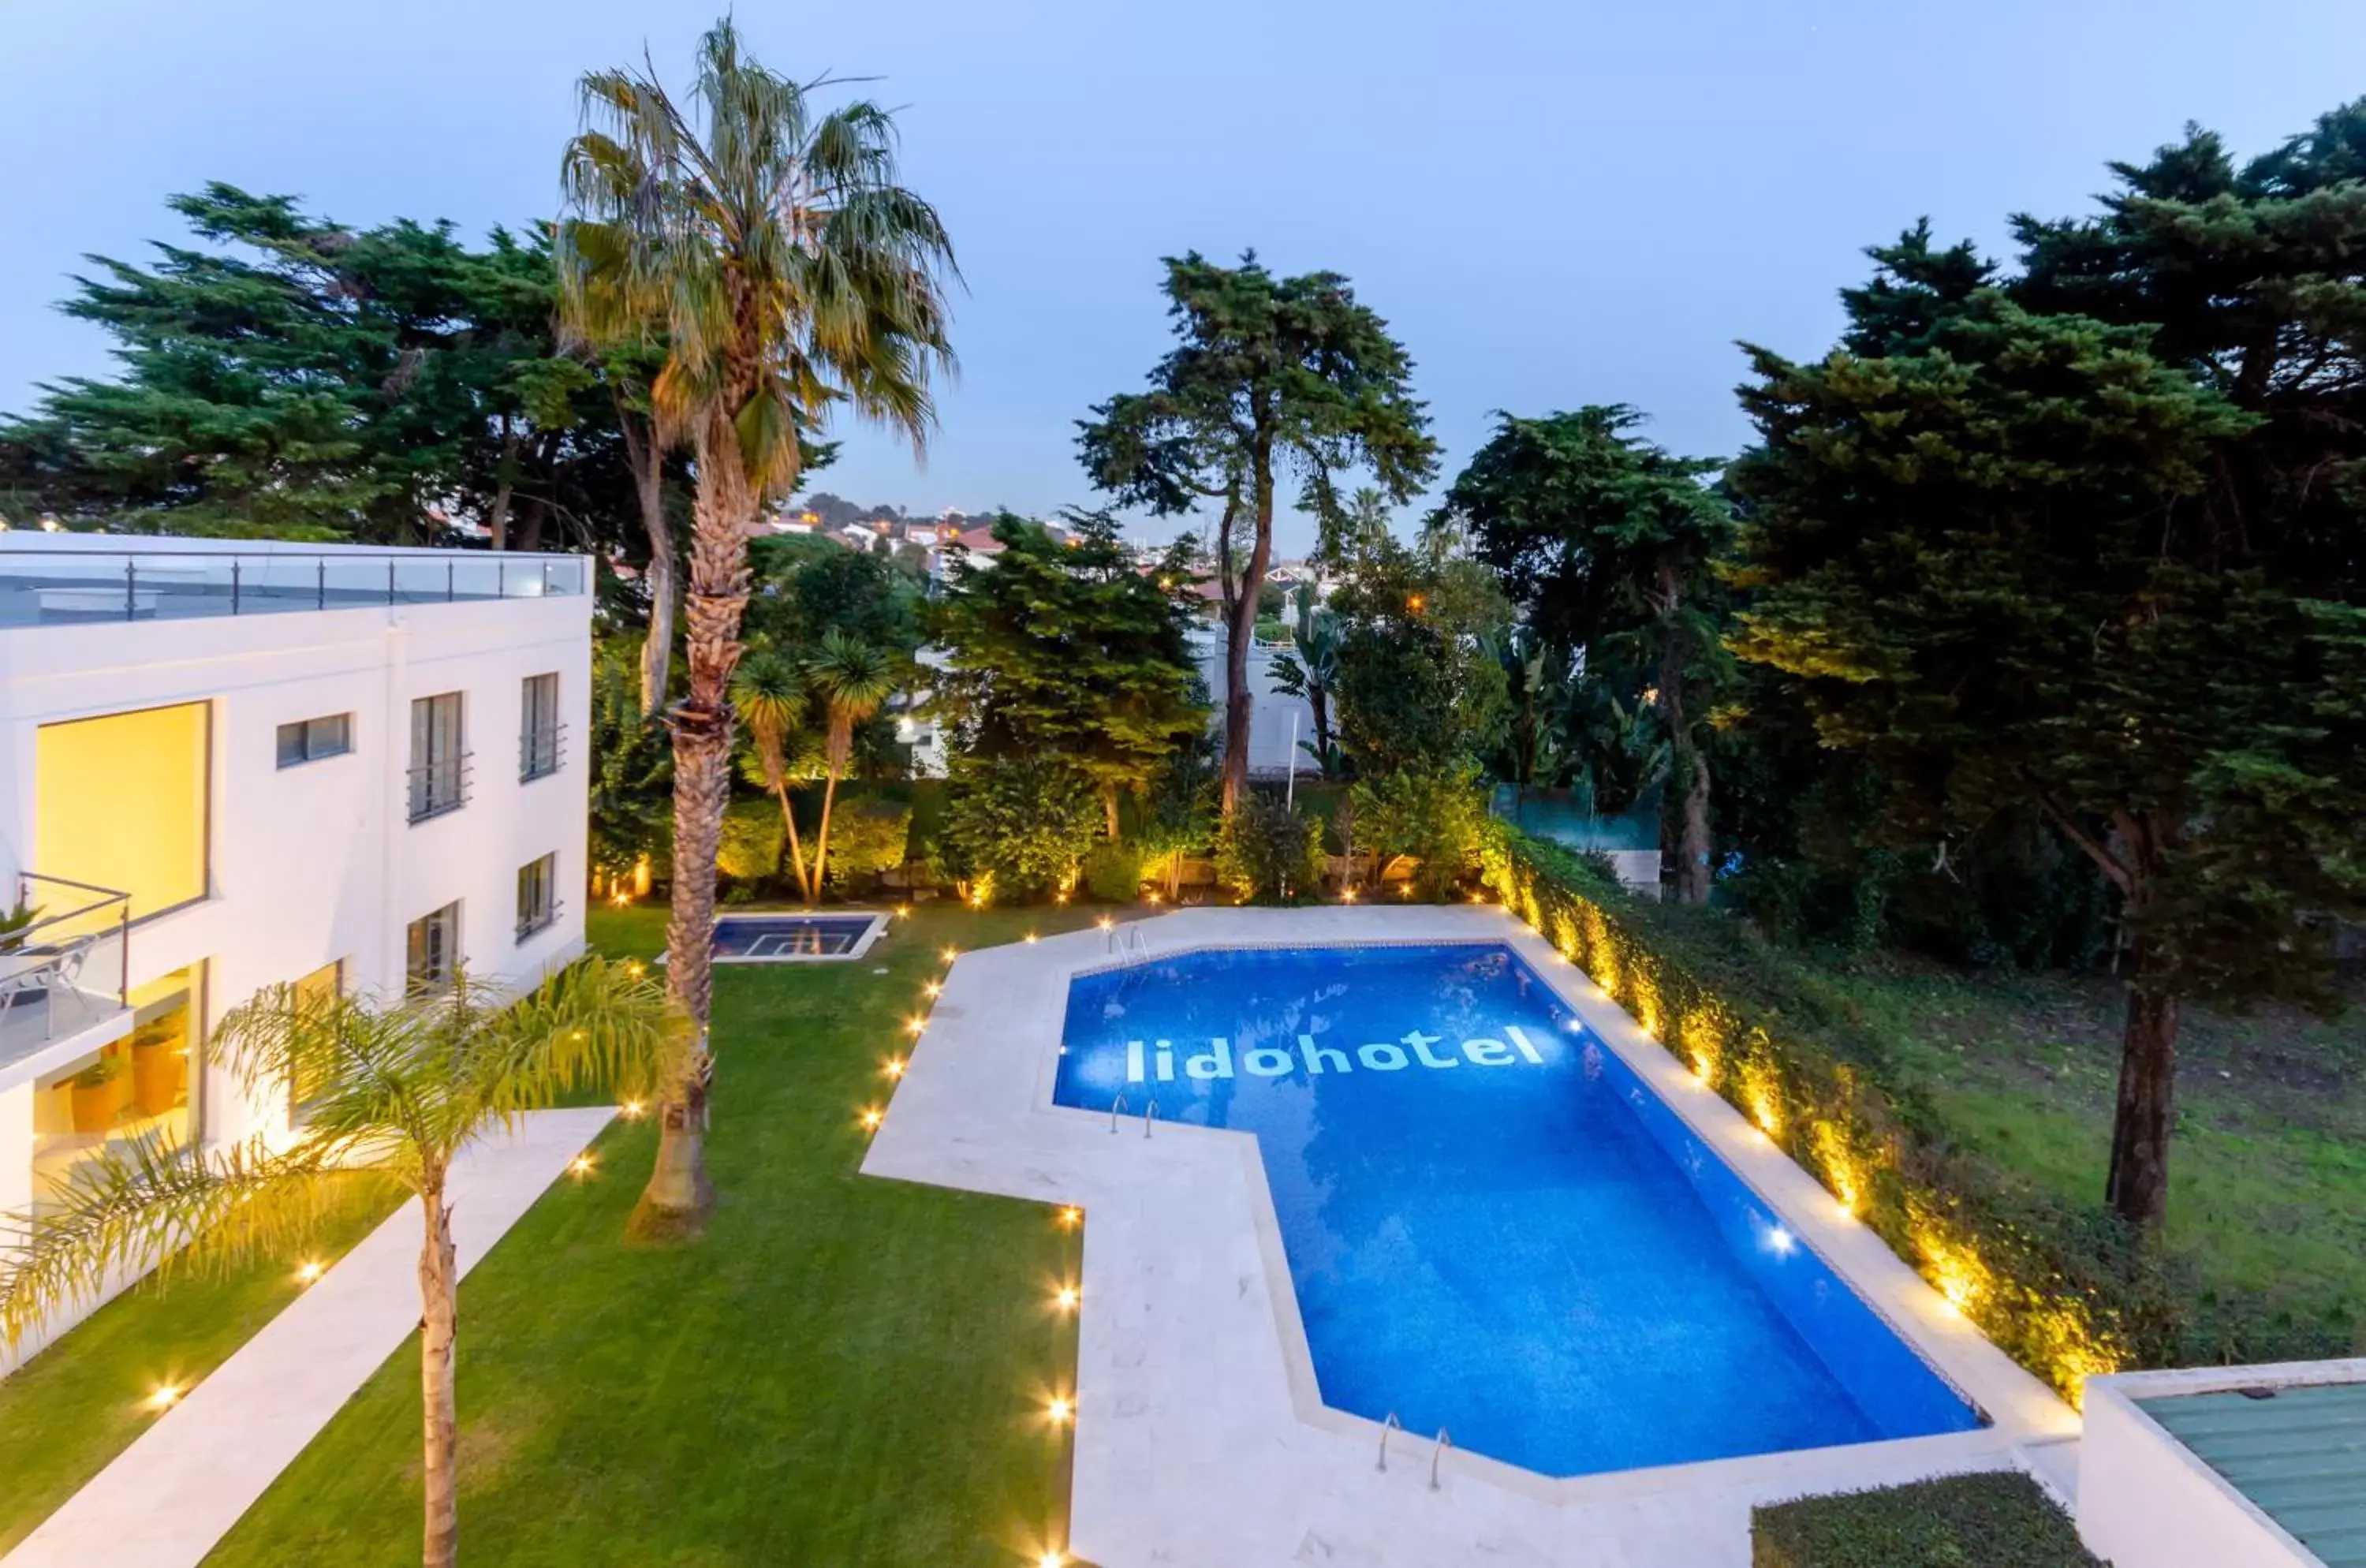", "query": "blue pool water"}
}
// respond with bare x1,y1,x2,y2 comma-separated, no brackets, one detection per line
711,913,880,958
1053,944,1981,1477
